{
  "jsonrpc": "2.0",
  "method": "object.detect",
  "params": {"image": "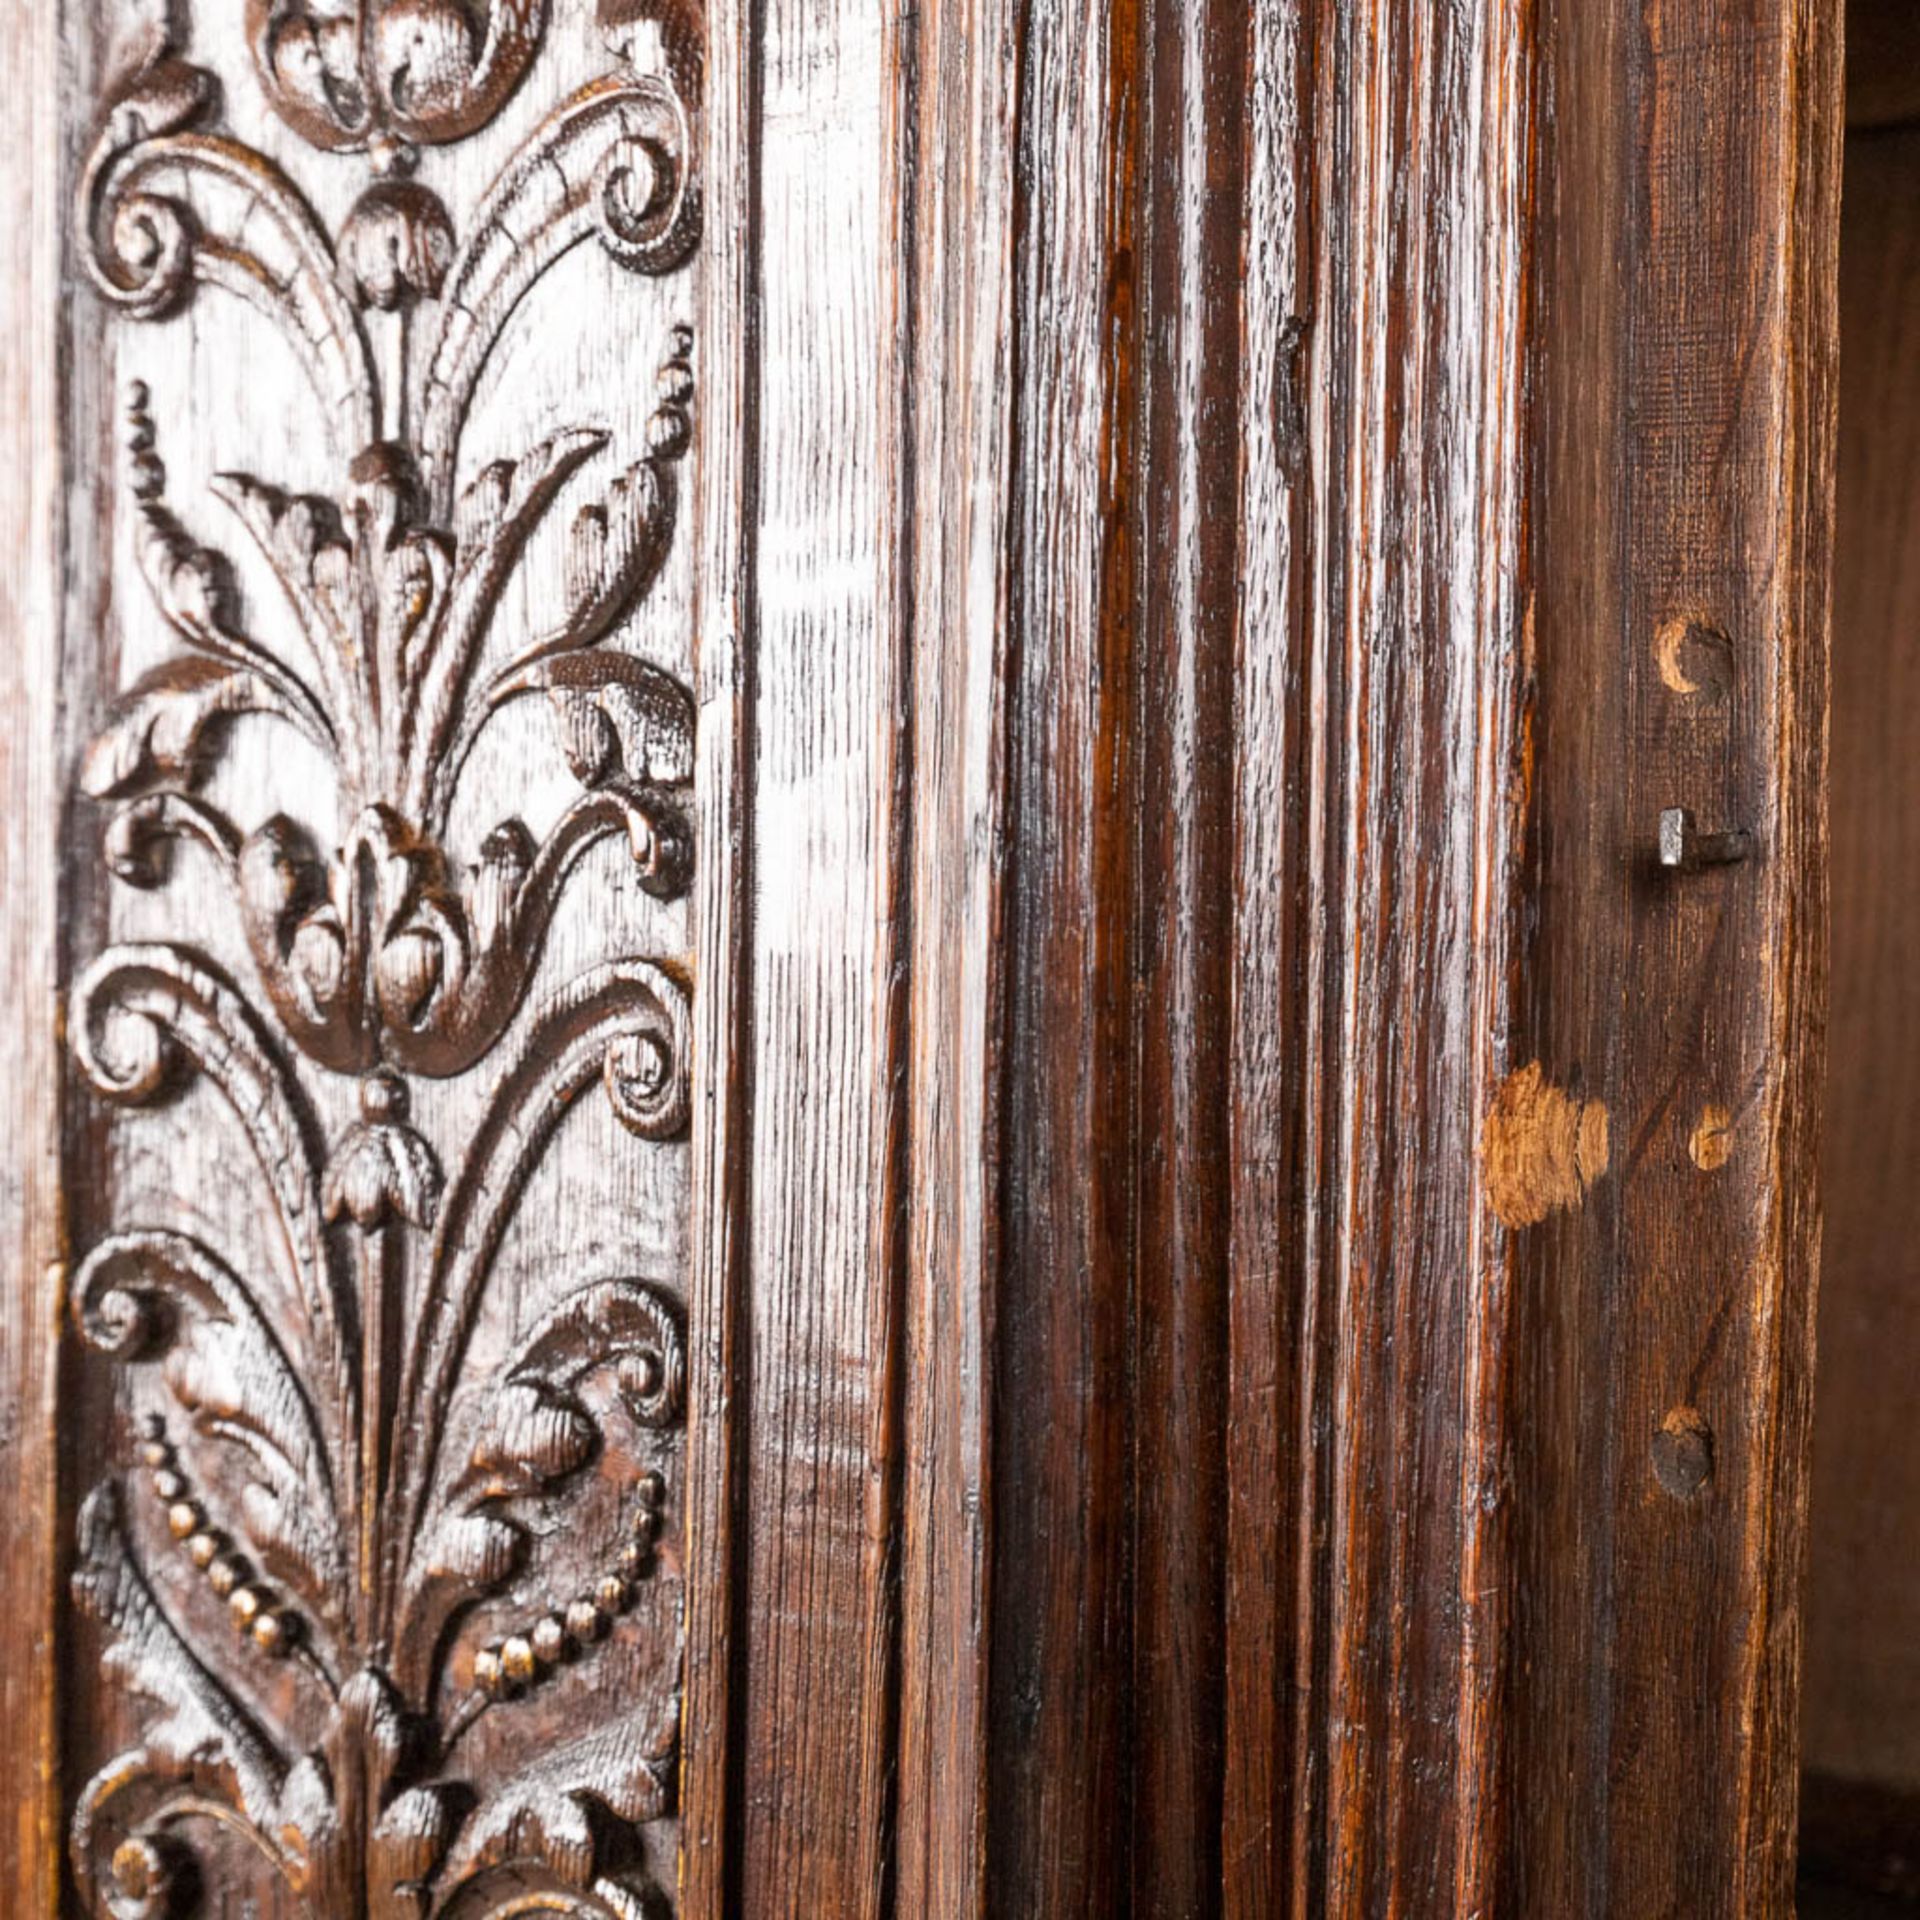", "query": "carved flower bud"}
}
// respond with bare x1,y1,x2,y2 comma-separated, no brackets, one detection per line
500,1635,537,1686
530,1615,568,1666
473,1645,505,1697
340,179,454,312
322,1072,443,1232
